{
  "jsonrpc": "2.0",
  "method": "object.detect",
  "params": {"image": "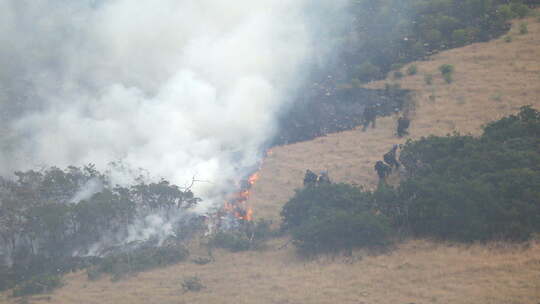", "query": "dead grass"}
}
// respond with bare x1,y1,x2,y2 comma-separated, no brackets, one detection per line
3,14,540,304
3,238,539,304
250,14,540,223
